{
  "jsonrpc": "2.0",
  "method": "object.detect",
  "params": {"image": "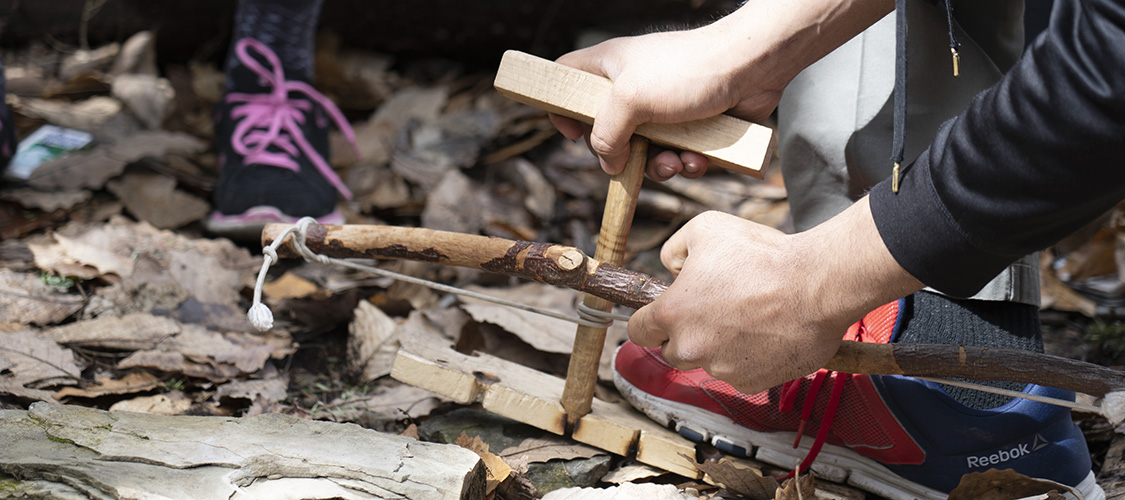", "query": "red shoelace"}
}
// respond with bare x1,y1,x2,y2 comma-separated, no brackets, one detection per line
776,319,875,479
225,37,359,199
